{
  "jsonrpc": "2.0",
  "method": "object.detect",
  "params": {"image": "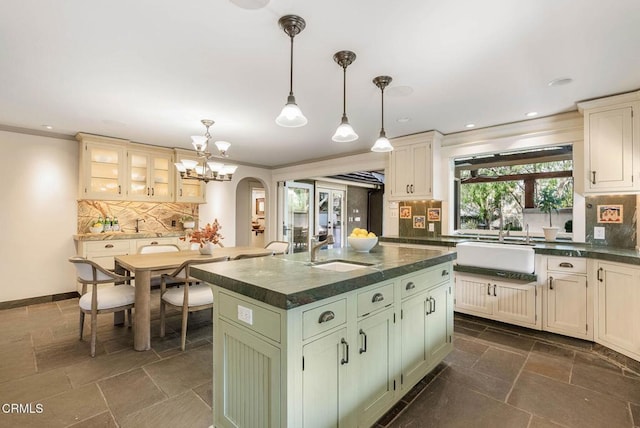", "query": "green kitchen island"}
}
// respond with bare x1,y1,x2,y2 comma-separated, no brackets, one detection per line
191,245,456,428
